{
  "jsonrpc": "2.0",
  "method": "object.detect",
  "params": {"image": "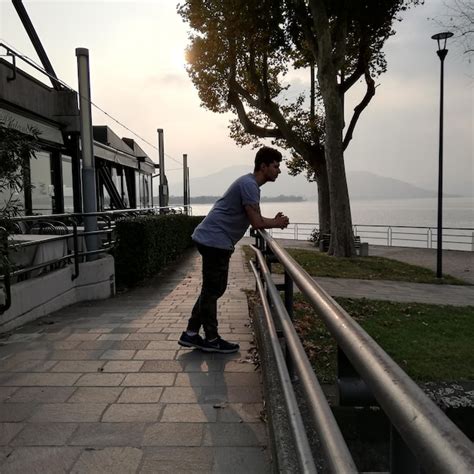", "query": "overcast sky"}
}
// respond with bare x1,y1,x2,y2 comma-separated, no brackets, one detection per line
1,0,472,195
